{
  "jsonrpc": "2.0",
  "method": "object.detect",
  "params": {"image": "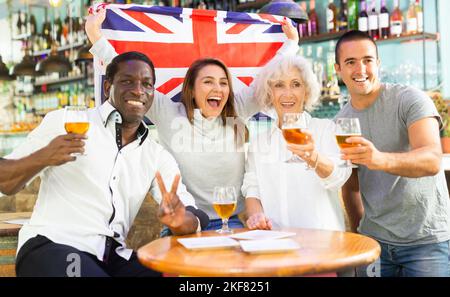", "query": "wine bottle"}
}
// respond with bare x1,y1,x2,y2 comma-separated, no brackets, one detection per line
347,0,358,30
368,0,379,40
298,1,308,38
29,13,37,35
379,0,390,39
23,12,29,36
337,0,348,32
308,0,319,36
358,0,369,34
16,10,23,36
326,0,337,33
415,0,423,33
406,0,417,34
390,0,403,37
